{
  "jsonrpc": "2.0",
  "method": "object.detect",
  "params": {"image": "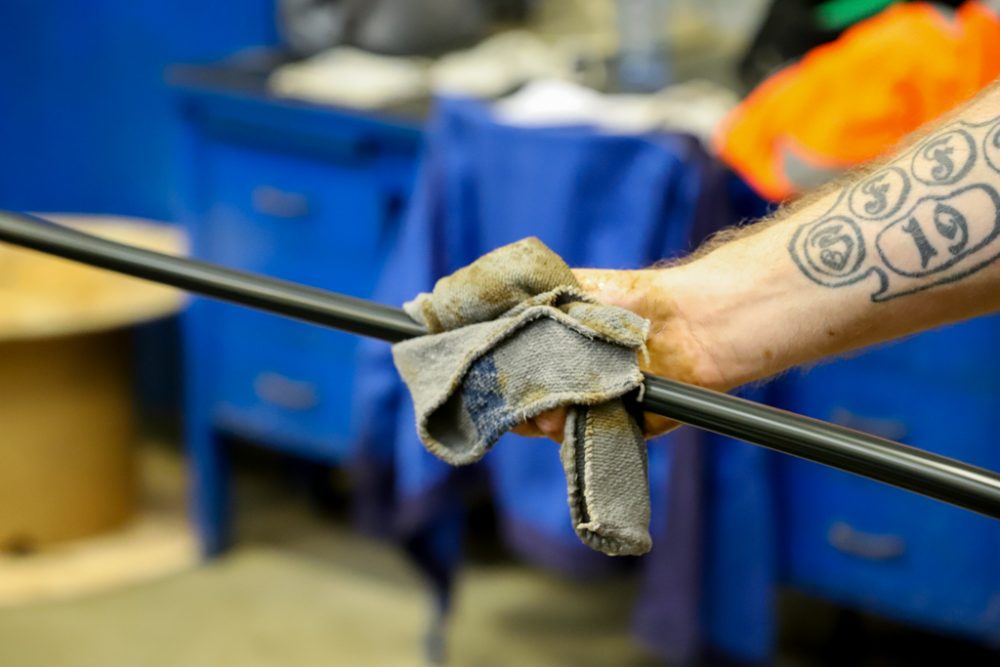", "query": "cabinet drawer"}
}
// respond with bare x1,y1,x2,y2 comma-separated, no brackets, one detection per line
776,370,1000,638
190,140,411,458
197,139,396,294
211,303,359,461
831,317,1000,392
